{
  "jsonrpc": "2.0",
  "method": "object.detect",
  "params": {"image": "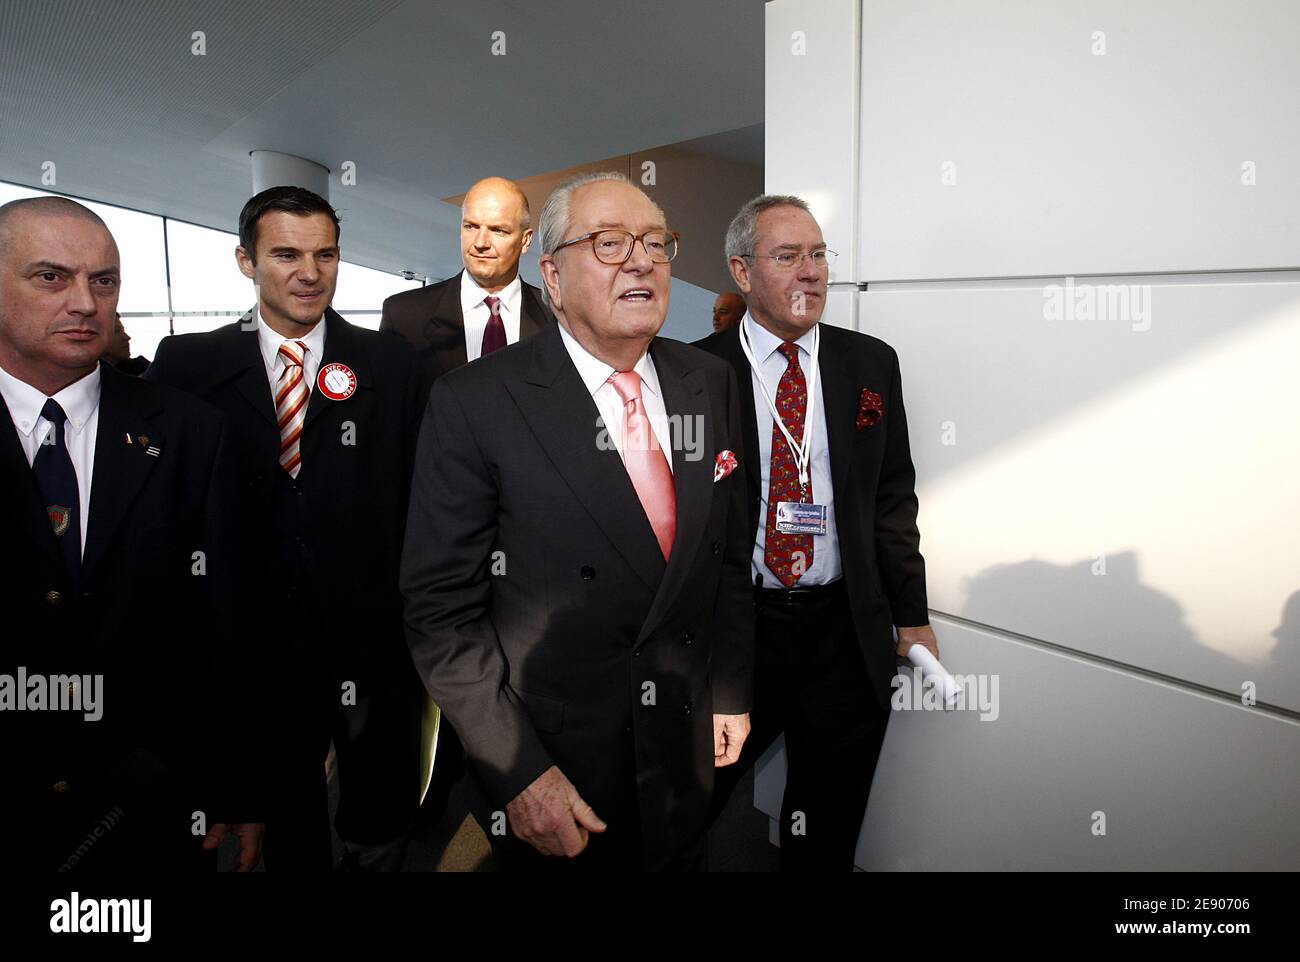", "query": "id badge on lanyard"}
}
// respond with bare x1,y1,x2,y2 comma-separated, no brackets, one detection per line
740,320,828,537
